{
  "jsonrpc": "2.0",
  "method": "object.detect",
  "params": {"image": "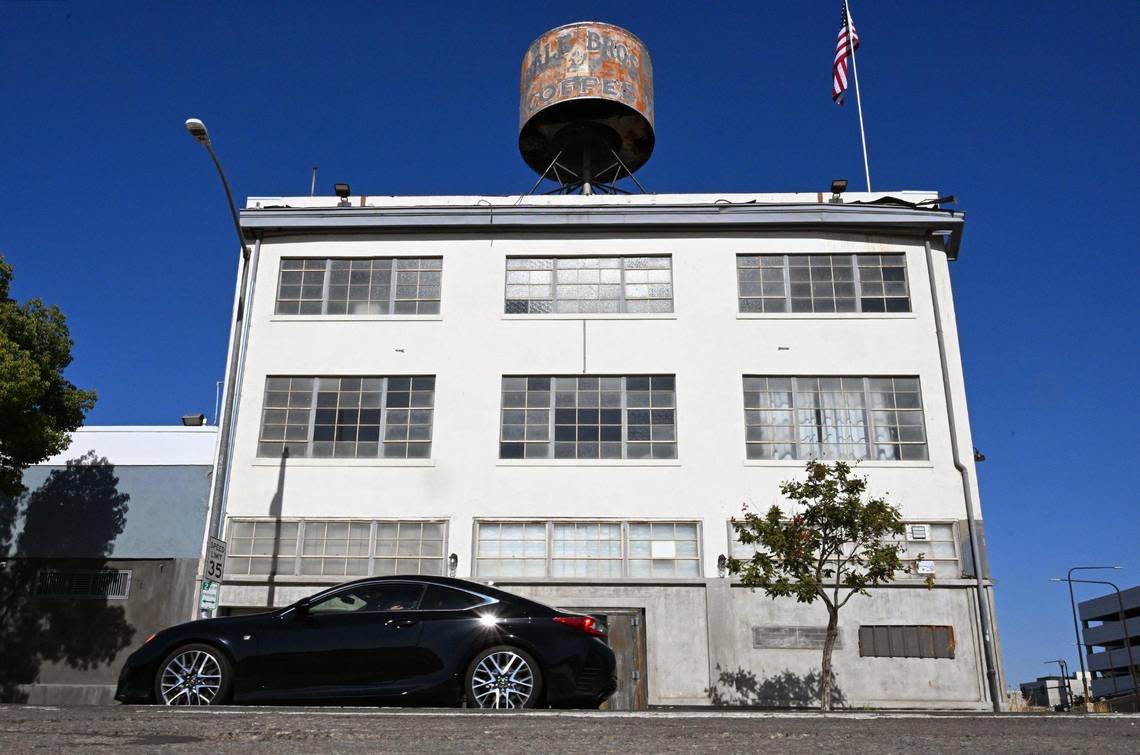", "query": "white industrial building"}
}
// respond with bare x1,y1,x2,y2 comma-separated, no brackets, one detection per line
207,189,1005,709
